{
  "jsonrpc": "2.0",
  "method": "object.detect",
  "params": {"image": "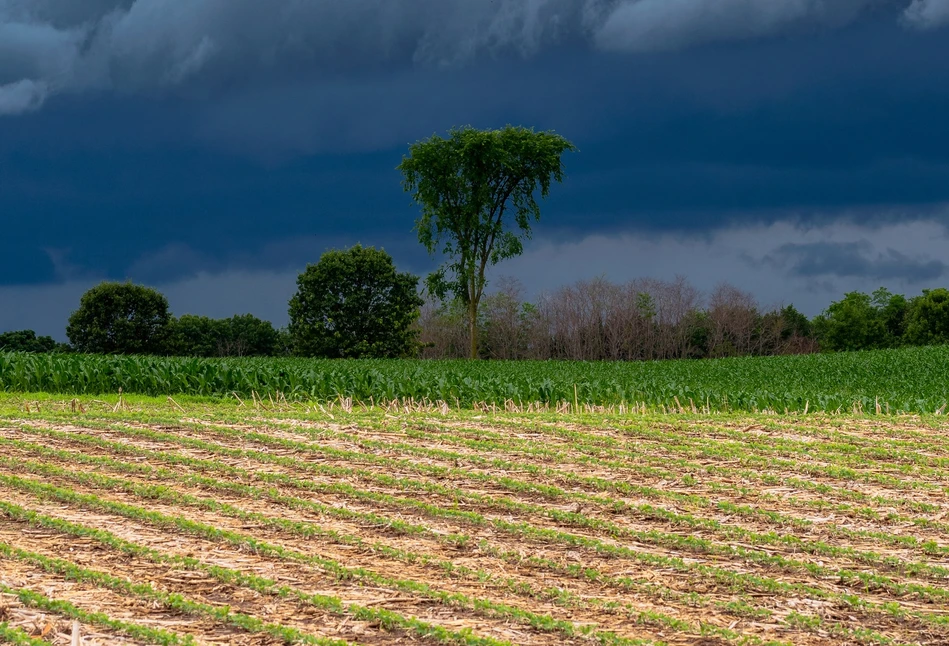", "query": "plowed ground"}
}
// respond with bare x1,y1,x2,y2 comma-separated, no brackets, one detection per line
1,404,948,646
